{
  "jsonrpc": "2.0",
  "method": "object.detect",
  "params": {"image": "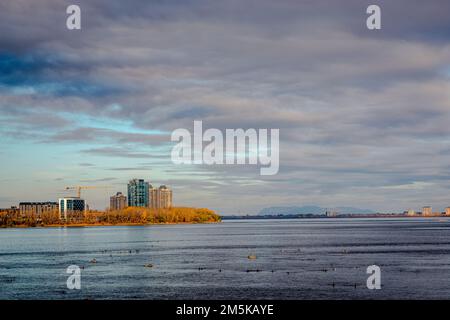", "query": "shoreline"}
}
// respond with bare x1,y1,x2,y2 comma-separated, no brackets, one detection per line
0,221,221,229
222,215,450,220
